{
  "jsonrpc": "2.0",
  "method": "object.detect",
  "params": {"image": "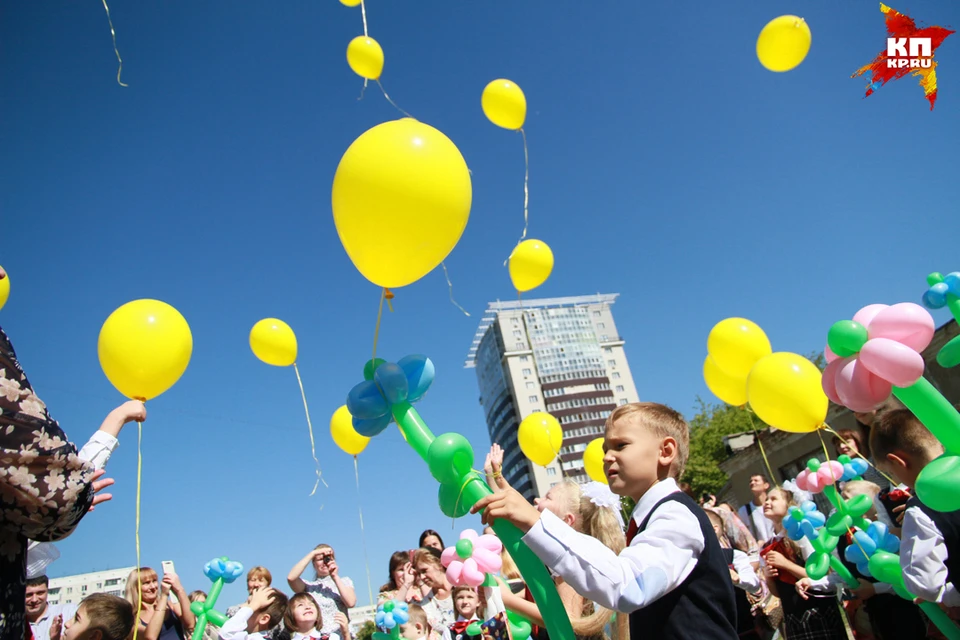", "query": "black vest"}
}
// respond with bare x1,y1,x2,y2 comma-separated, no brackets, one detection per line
629,493,738,640
907,497,960,590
